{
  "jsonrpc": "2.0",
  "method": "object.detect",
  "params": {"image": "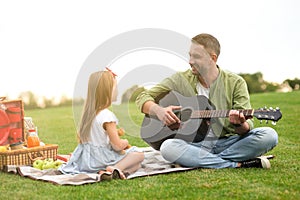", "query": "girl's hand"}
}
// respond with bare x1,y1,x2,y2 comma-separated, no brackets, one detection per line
120,139,129,149
104,122,130,151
